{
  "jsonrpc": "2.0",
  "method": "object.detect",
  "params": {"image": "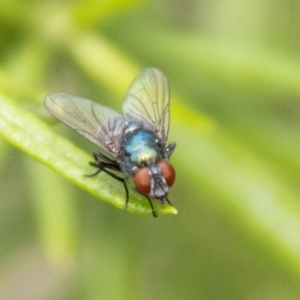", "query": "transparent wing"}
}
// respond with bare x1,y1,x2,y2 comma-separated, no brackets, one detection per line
122,68,170,143
44,93,126,158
